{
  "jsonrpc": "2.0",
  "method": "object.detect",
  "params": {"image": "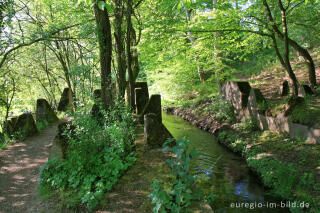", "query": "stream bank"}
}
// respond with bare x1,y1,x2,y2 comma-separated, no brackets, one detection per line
164,103,320,213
